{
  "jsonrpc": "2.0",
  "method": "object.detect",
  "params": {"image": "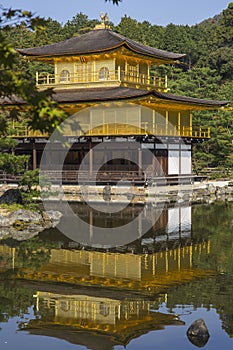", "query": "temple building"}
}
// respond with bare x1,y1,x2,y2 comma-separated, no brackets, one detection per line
7,20,228,184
